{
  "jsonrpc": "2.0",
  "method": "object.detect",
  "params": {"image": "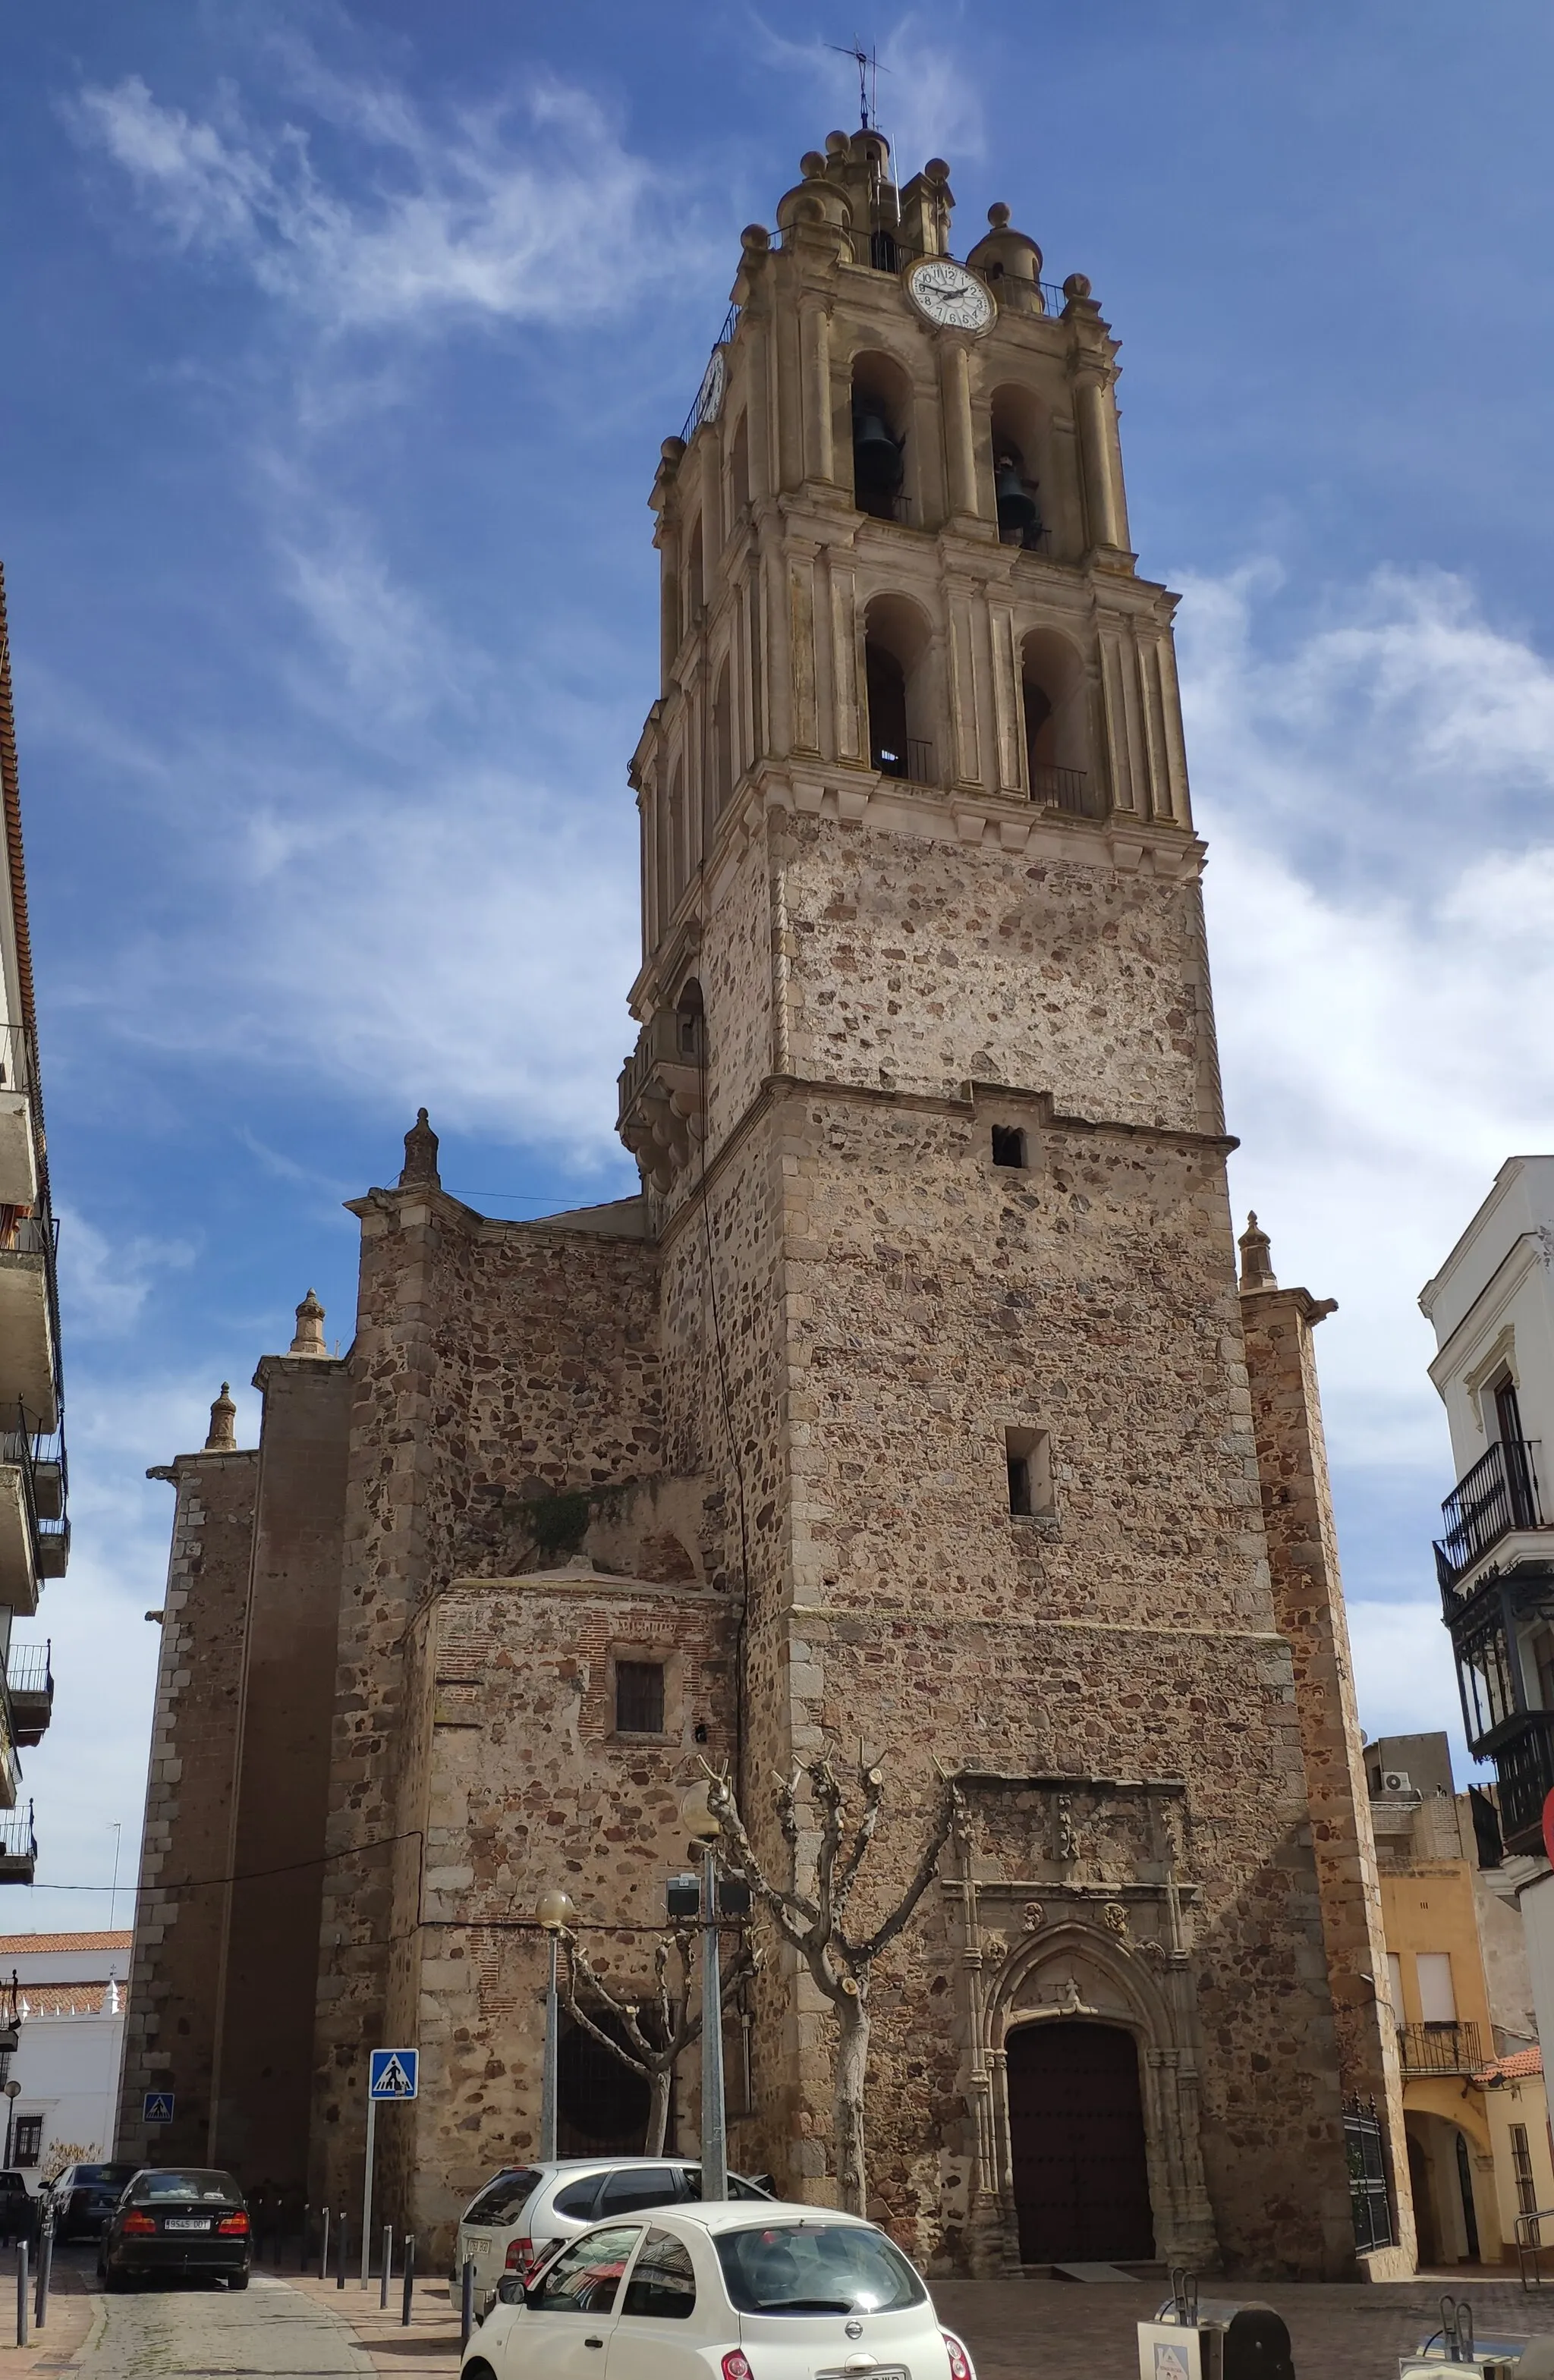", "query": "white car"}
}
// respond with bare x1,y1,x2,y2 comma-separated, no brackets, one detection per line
459,2199,976,2380
455,2158,773,2314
